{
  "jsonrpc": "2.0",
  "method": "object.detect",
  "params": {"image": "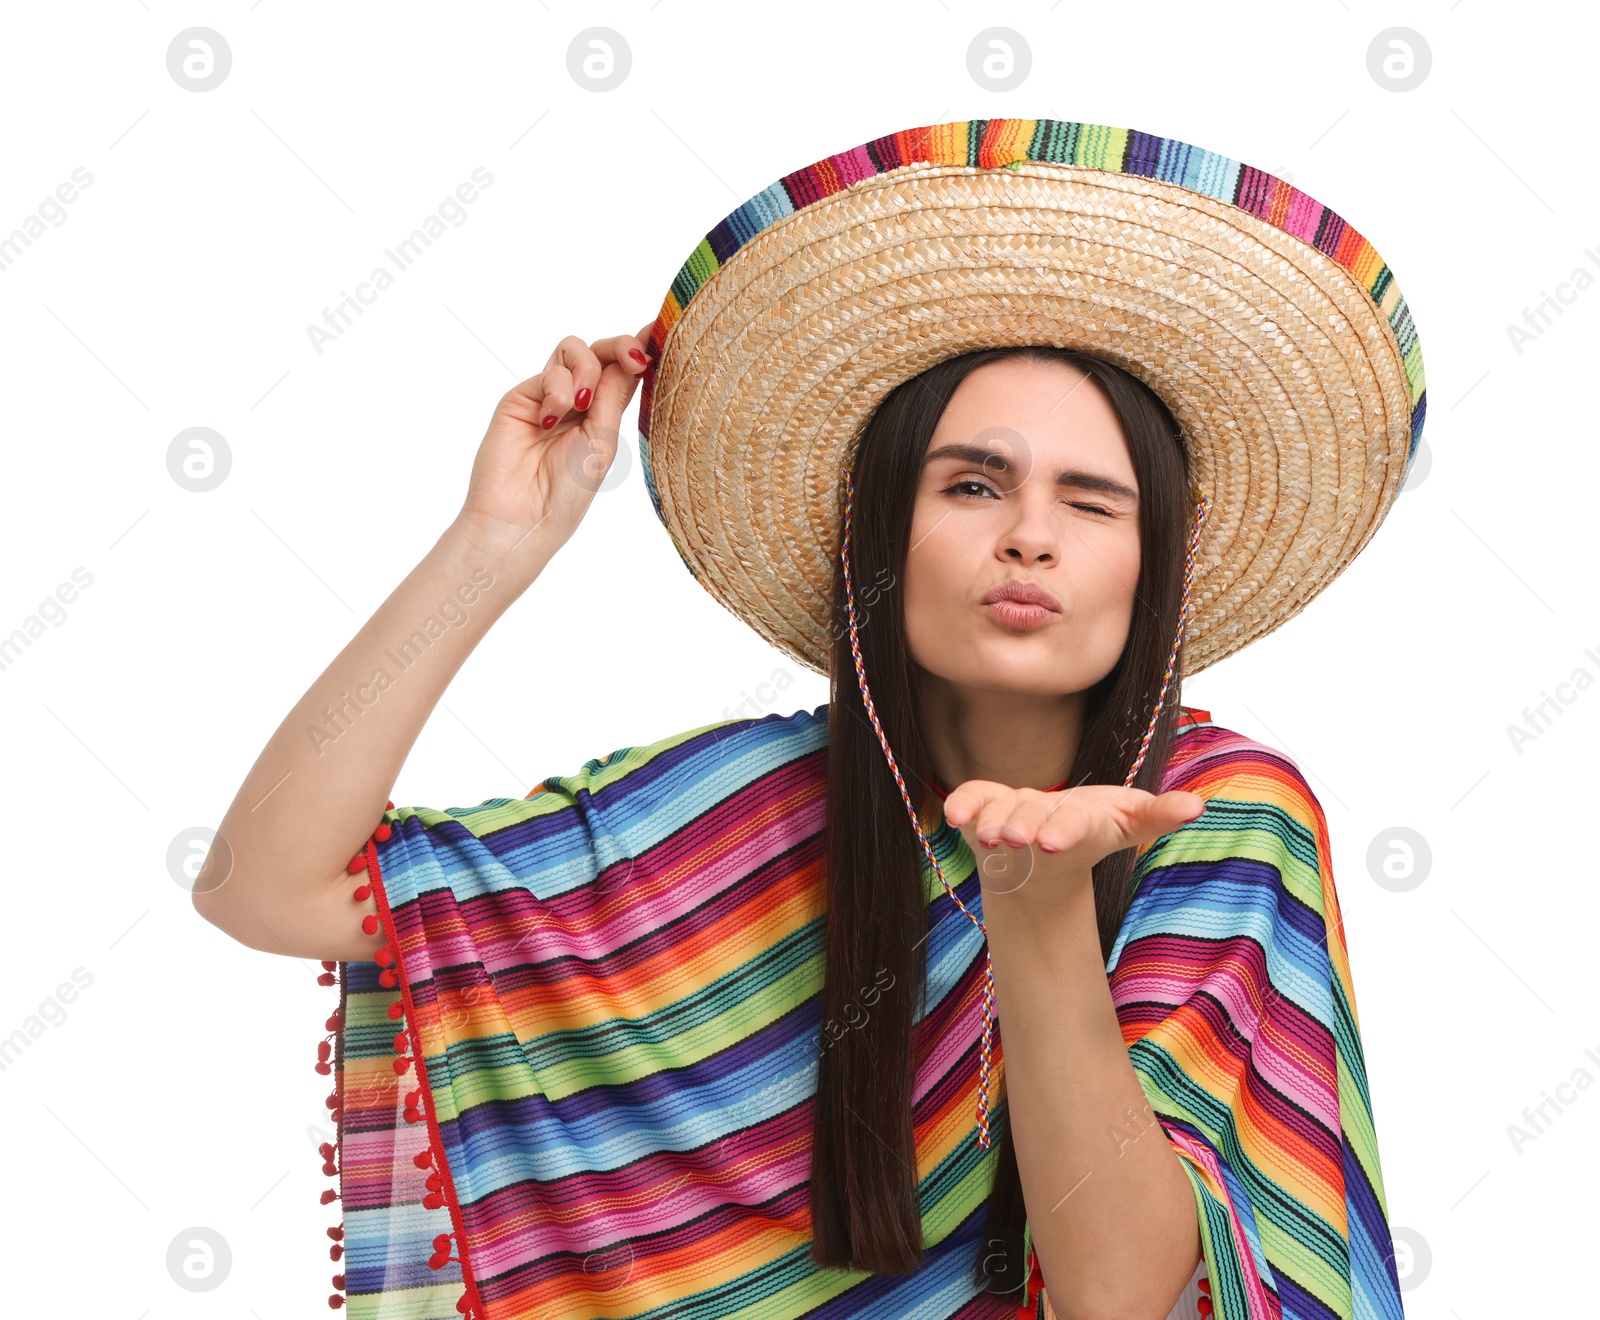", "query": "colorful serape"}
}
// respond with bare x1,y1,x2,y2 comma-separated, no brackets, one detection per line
318,703,1403,1319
